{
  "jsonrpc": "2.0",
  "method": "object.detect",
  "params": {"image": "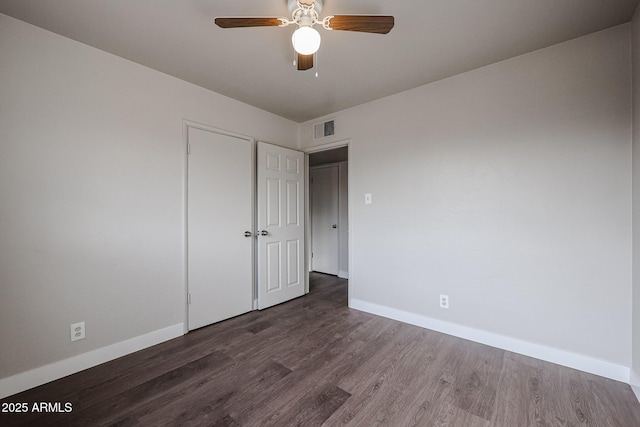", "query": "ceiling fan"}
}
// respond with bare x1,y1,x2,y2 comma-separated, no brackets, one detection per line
214,0,394,71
